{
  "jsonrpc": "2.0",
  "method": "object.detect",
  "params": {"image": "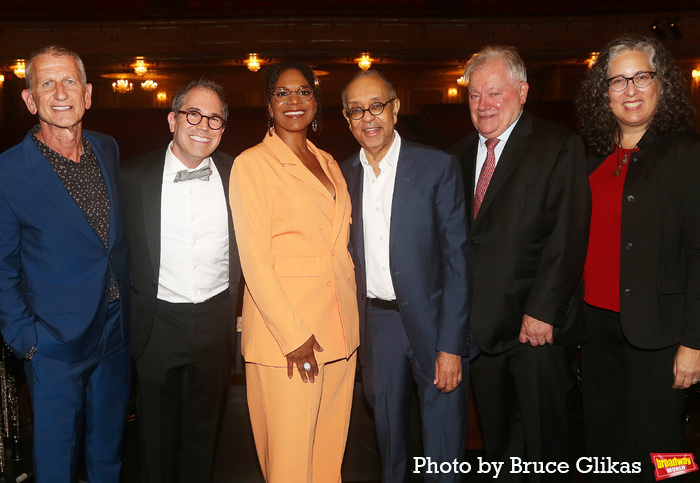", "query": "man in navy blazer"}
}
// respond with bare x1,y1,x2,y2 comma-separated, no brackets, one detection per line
341,70,473,483
0,46,130,482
